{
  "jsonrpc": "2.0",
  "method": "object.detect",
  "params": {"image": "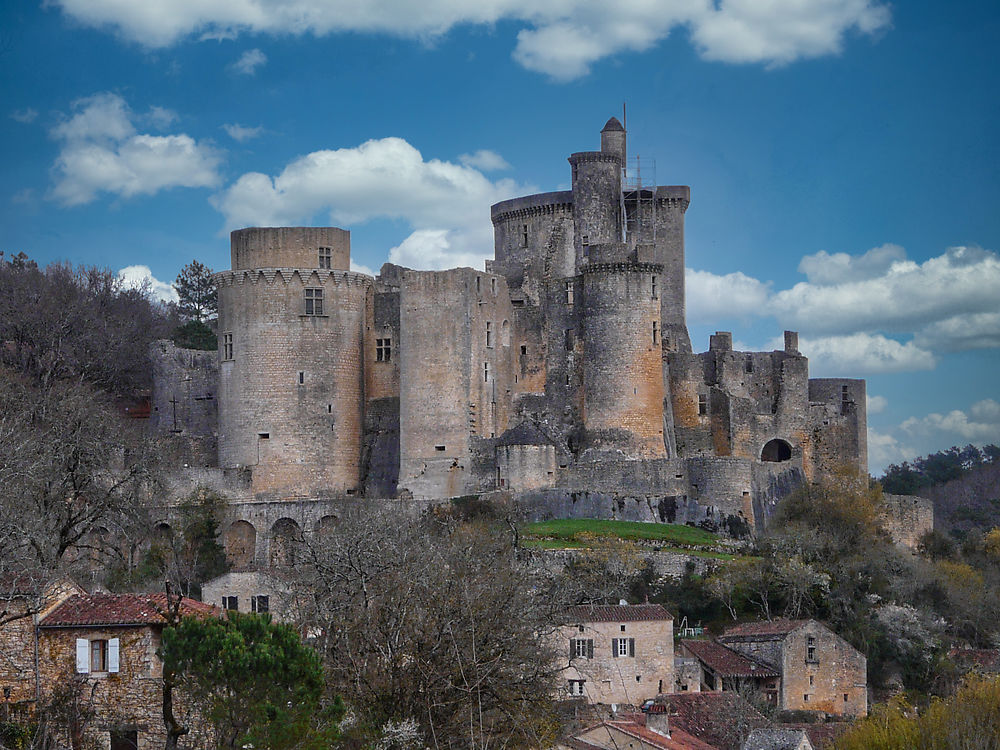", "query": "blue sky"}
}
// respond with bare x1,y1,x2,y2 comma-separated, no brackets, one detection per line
2,0,998,473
